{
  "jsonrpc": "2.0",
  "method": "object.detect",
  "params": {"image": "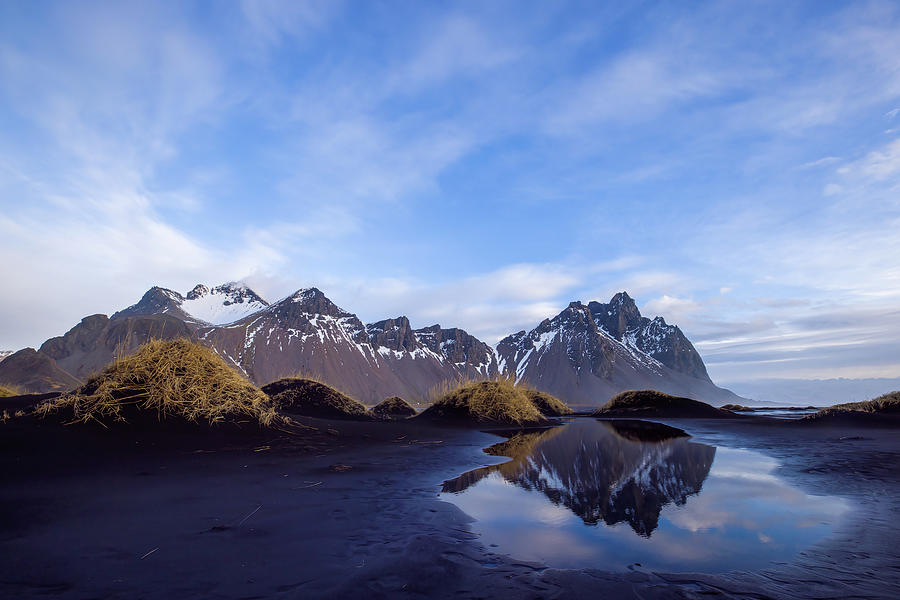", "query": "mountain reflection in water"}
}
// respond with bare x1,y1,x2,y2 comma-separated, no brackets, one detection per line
443,420,715,537
440,419,849,572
